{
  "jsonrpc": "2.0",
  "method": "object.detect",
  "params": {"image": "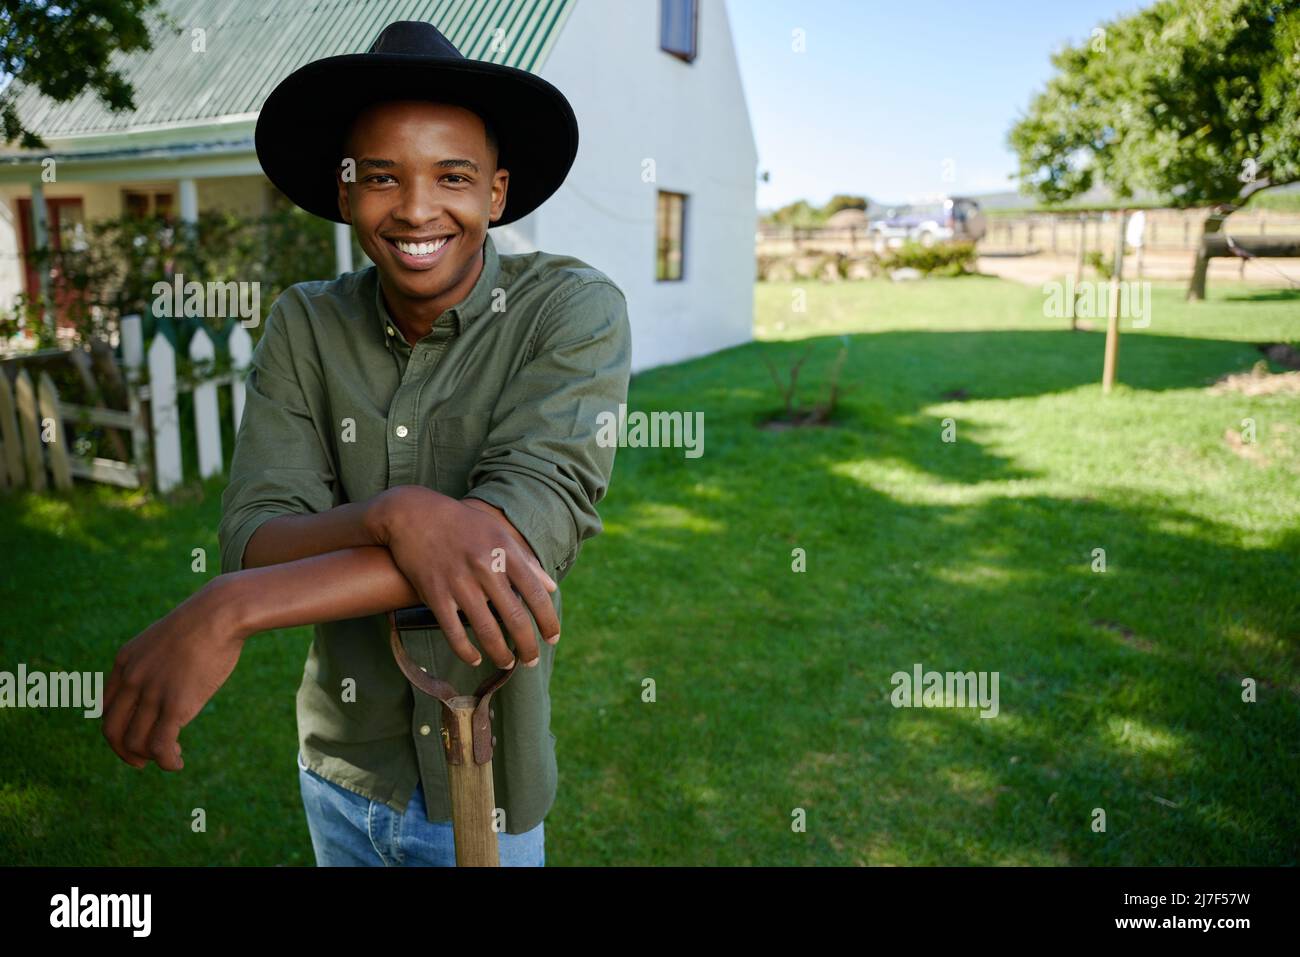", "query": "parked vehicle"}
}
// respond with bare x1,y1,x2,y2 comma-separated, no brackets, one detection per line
868,196,987,250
